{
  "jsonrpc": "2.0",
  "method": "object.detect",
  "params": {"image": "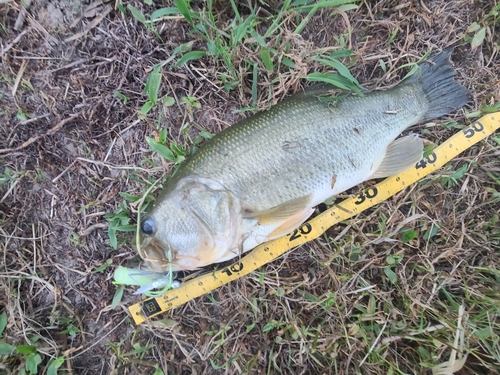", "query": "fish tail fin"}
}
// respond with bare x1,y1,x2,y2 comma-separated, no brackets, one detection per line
409,48,471,122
